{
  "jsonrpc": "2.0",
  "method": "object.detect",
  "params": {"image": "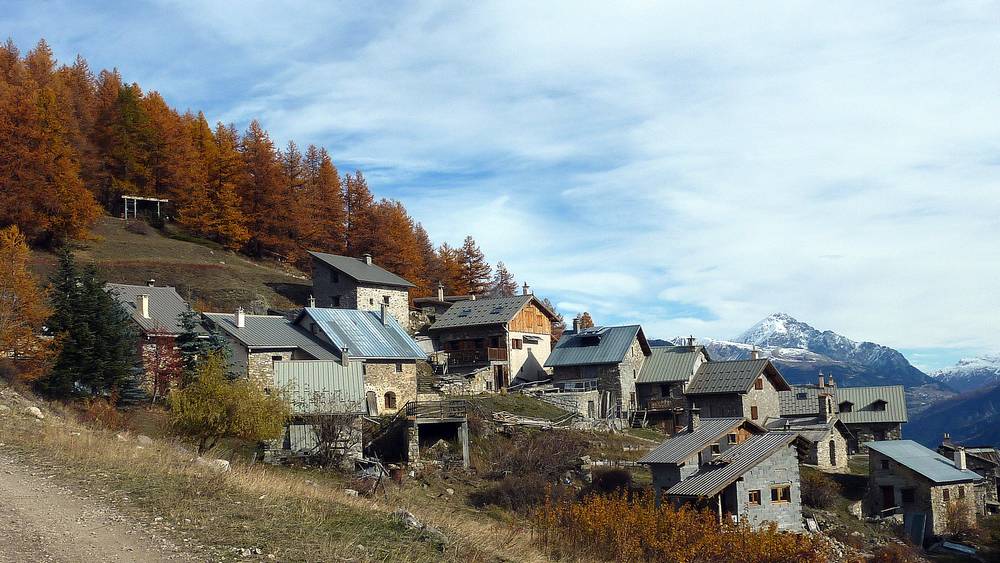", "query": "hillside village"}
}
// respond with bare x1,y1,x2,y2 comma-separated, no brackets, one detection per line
7,217,991,561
